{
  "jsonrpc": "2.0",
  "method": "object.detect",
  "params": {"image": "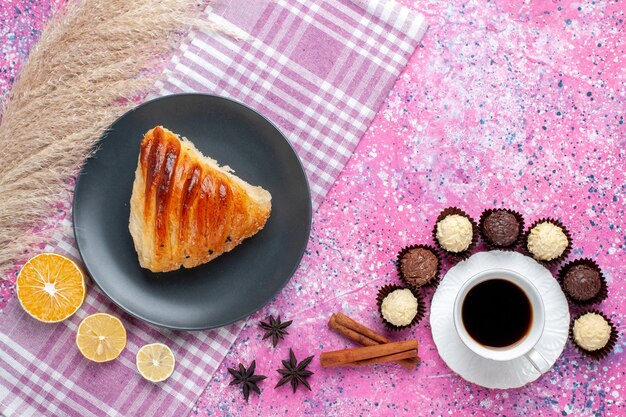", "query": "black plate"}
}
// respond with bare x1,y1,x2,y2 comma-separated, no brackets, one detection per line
73,94,311,330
